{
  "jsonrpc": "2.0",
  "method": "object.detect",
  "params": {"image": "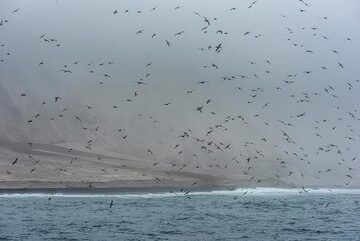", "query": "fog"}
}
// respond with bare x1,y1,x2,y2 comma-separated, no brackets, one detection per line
1,0,360,187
